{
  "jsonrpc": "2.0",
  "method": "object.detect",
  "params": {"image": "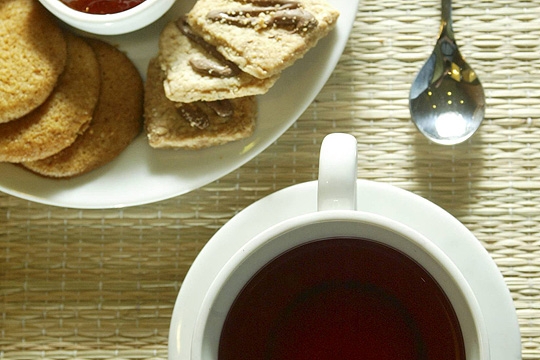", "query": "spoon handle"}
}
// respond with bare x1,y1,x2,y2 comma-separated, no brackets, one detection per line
441,0,452,25
440,0,455,40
